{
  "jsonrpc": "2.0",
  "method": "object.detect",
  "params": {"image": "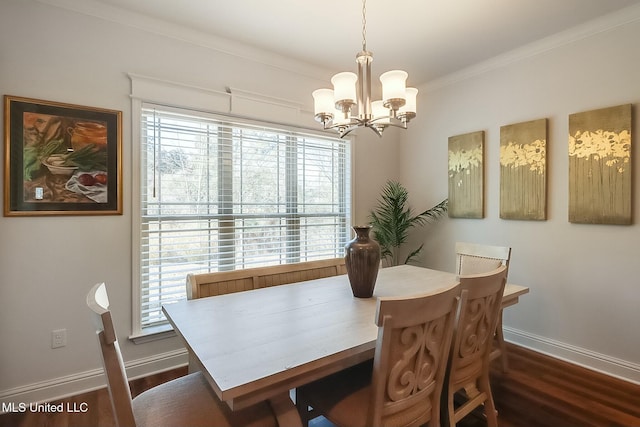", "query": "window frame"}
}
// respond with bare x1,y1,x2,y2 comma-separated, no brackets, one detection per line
129,99,354,340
